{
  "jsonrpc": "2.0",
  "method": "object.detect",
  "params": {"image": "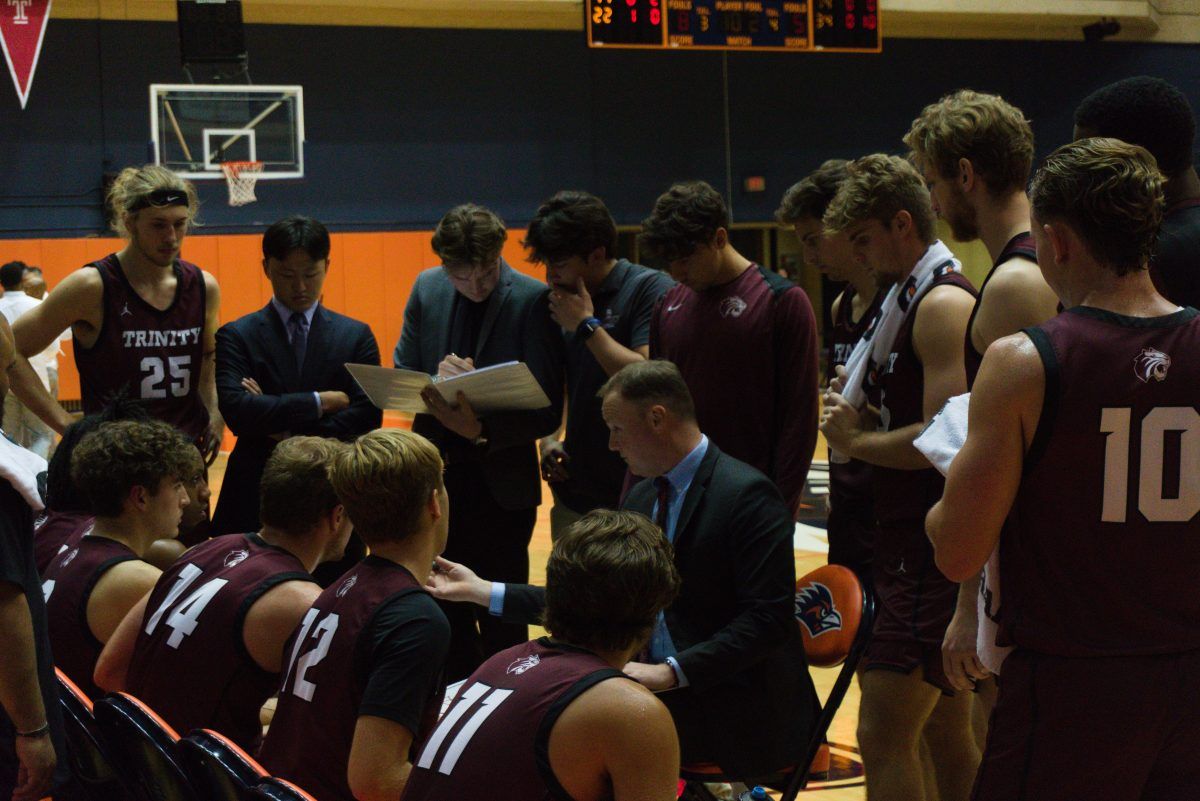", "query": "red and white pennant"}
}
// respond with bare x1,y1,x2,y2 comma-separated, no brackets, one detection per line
1,0,51,109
